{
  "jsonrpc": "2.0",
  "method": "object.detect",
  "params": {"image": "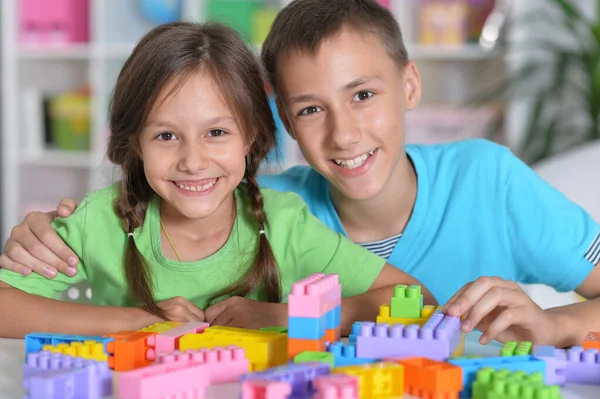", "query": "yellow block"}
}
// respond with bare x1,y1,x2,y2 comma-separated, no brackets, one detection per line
42,340,107,361
333,362,404,399
178,326,287,371
139,321,183,333
376,304,435,327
